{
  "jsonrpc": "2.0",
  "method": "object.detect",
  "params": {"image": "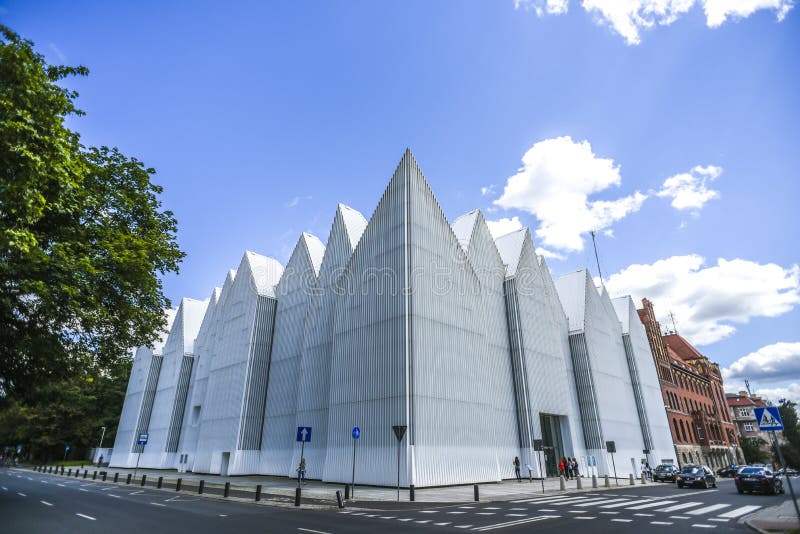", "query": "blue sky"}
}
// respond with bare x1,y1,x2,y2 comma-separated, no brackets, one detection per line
5,1,799,399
